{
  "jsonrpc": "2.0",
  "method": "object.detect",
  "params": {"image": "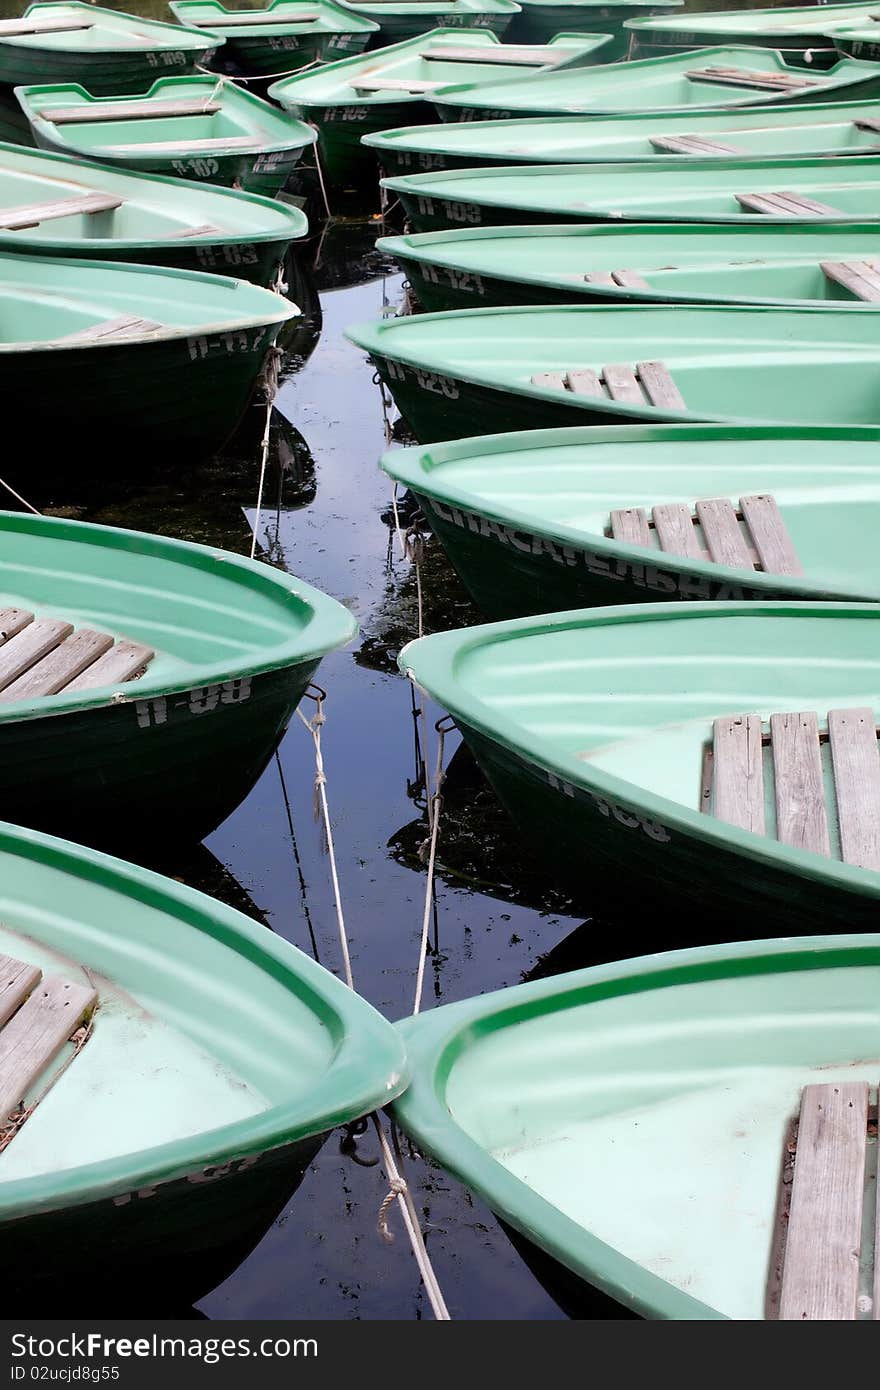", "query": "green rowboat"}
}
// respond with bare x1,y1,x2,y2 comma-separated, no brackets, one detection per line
505,0,681,56
168,0,378,77
0,819,405,1310
431,44,880,120
0,2,221,95
383,155,880,232
625,2,880,64
16,76,316,198
335,0,520,49
393,935,880,1317
347,303,880,441
382,424,880,617
269,29,606,185
379,223,880,310
399,601,880,934
0,143,306,284
0,251,296,463
365,100,880,178
0,509,356,849
834,24,880,64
